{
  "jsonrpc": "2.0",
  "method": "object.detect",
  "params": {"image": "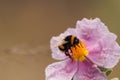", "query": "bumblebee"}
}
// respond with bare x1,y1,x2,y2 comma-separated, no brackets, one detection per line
58,35,79,58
